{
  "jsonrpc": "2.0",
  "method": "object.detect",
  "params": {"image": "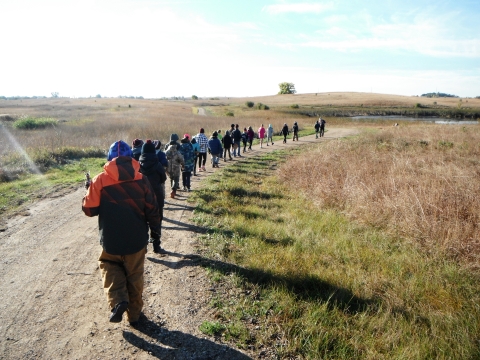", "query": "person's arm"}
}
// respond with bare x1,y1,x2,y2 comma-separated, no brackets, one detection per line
82,174,102,217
